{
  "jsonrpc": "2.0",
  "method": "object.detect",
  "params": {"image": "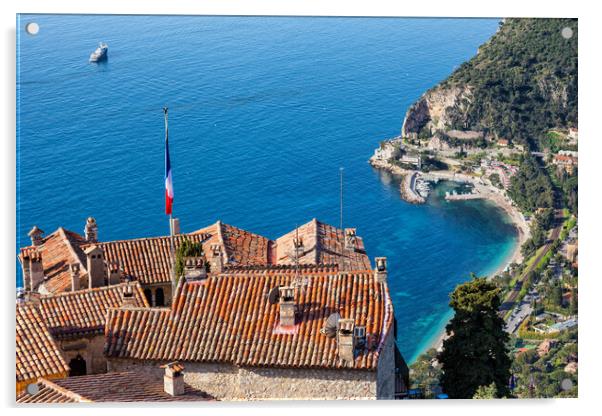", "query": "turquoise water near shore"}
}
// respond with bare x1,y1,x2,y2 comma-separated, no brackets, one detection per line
16,15,514,362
